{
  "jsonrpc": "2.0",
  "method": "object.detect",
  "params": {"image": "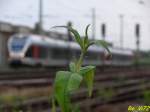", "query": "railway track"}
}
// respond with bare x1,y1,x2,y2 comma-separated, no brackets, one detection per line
0,66,150,112
0,65,140,84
